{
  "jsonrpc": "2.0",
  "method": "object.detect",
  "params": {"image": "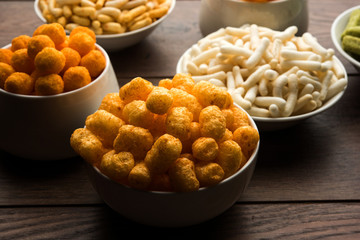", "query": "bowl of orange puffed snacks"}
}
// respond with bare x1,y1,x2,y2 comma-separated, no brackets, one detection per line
0,23,119,160
34,0,176,51
70,73,260,227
